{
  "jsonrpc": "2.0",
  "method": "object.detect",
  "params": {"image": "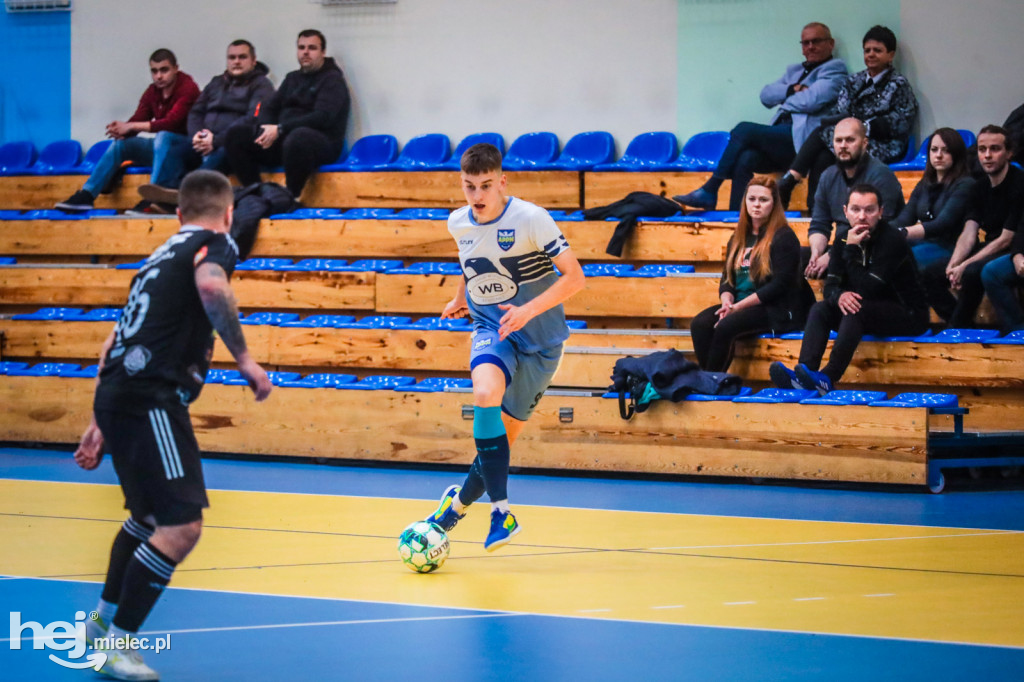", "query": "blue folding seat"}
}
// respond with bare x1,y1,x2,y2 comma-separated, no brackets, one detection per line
292,258,349,271
545,131,616,170
915,328,1000,344
581,263,634,277
316,143,349,172
990,330,1024,345
619,264,696,278
592,132,678,171
279,373,358,388
381,134,452,171
389,261,462,275
234,258,296,271
338,315,412,329
203,369,240,384
733,388,818,403
65,365,100,378
240,312,301,326
115,259,146,270
344,259,404,272
438,133,505,170
270,207,341,220
565,320,588,329
957,129,976,150
6,362,82,377
392,316,473,331
28,140,83,175
280,314,357,328
337,208,396,219
0,141,38,175
85,209,119,218
11,307,85,320
0,361,29,375
77,140,112,174
331,135,399,171
24,209,86,221
380,208,450,220
800,390,888,406
337,375,416,390
80,308,121,321
684,386,753,401
889,138,927,171
661,131,731,171
0,210,24,220
223,371,300,386
404,377,473,392
502,132,560,171
870,393,958,408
